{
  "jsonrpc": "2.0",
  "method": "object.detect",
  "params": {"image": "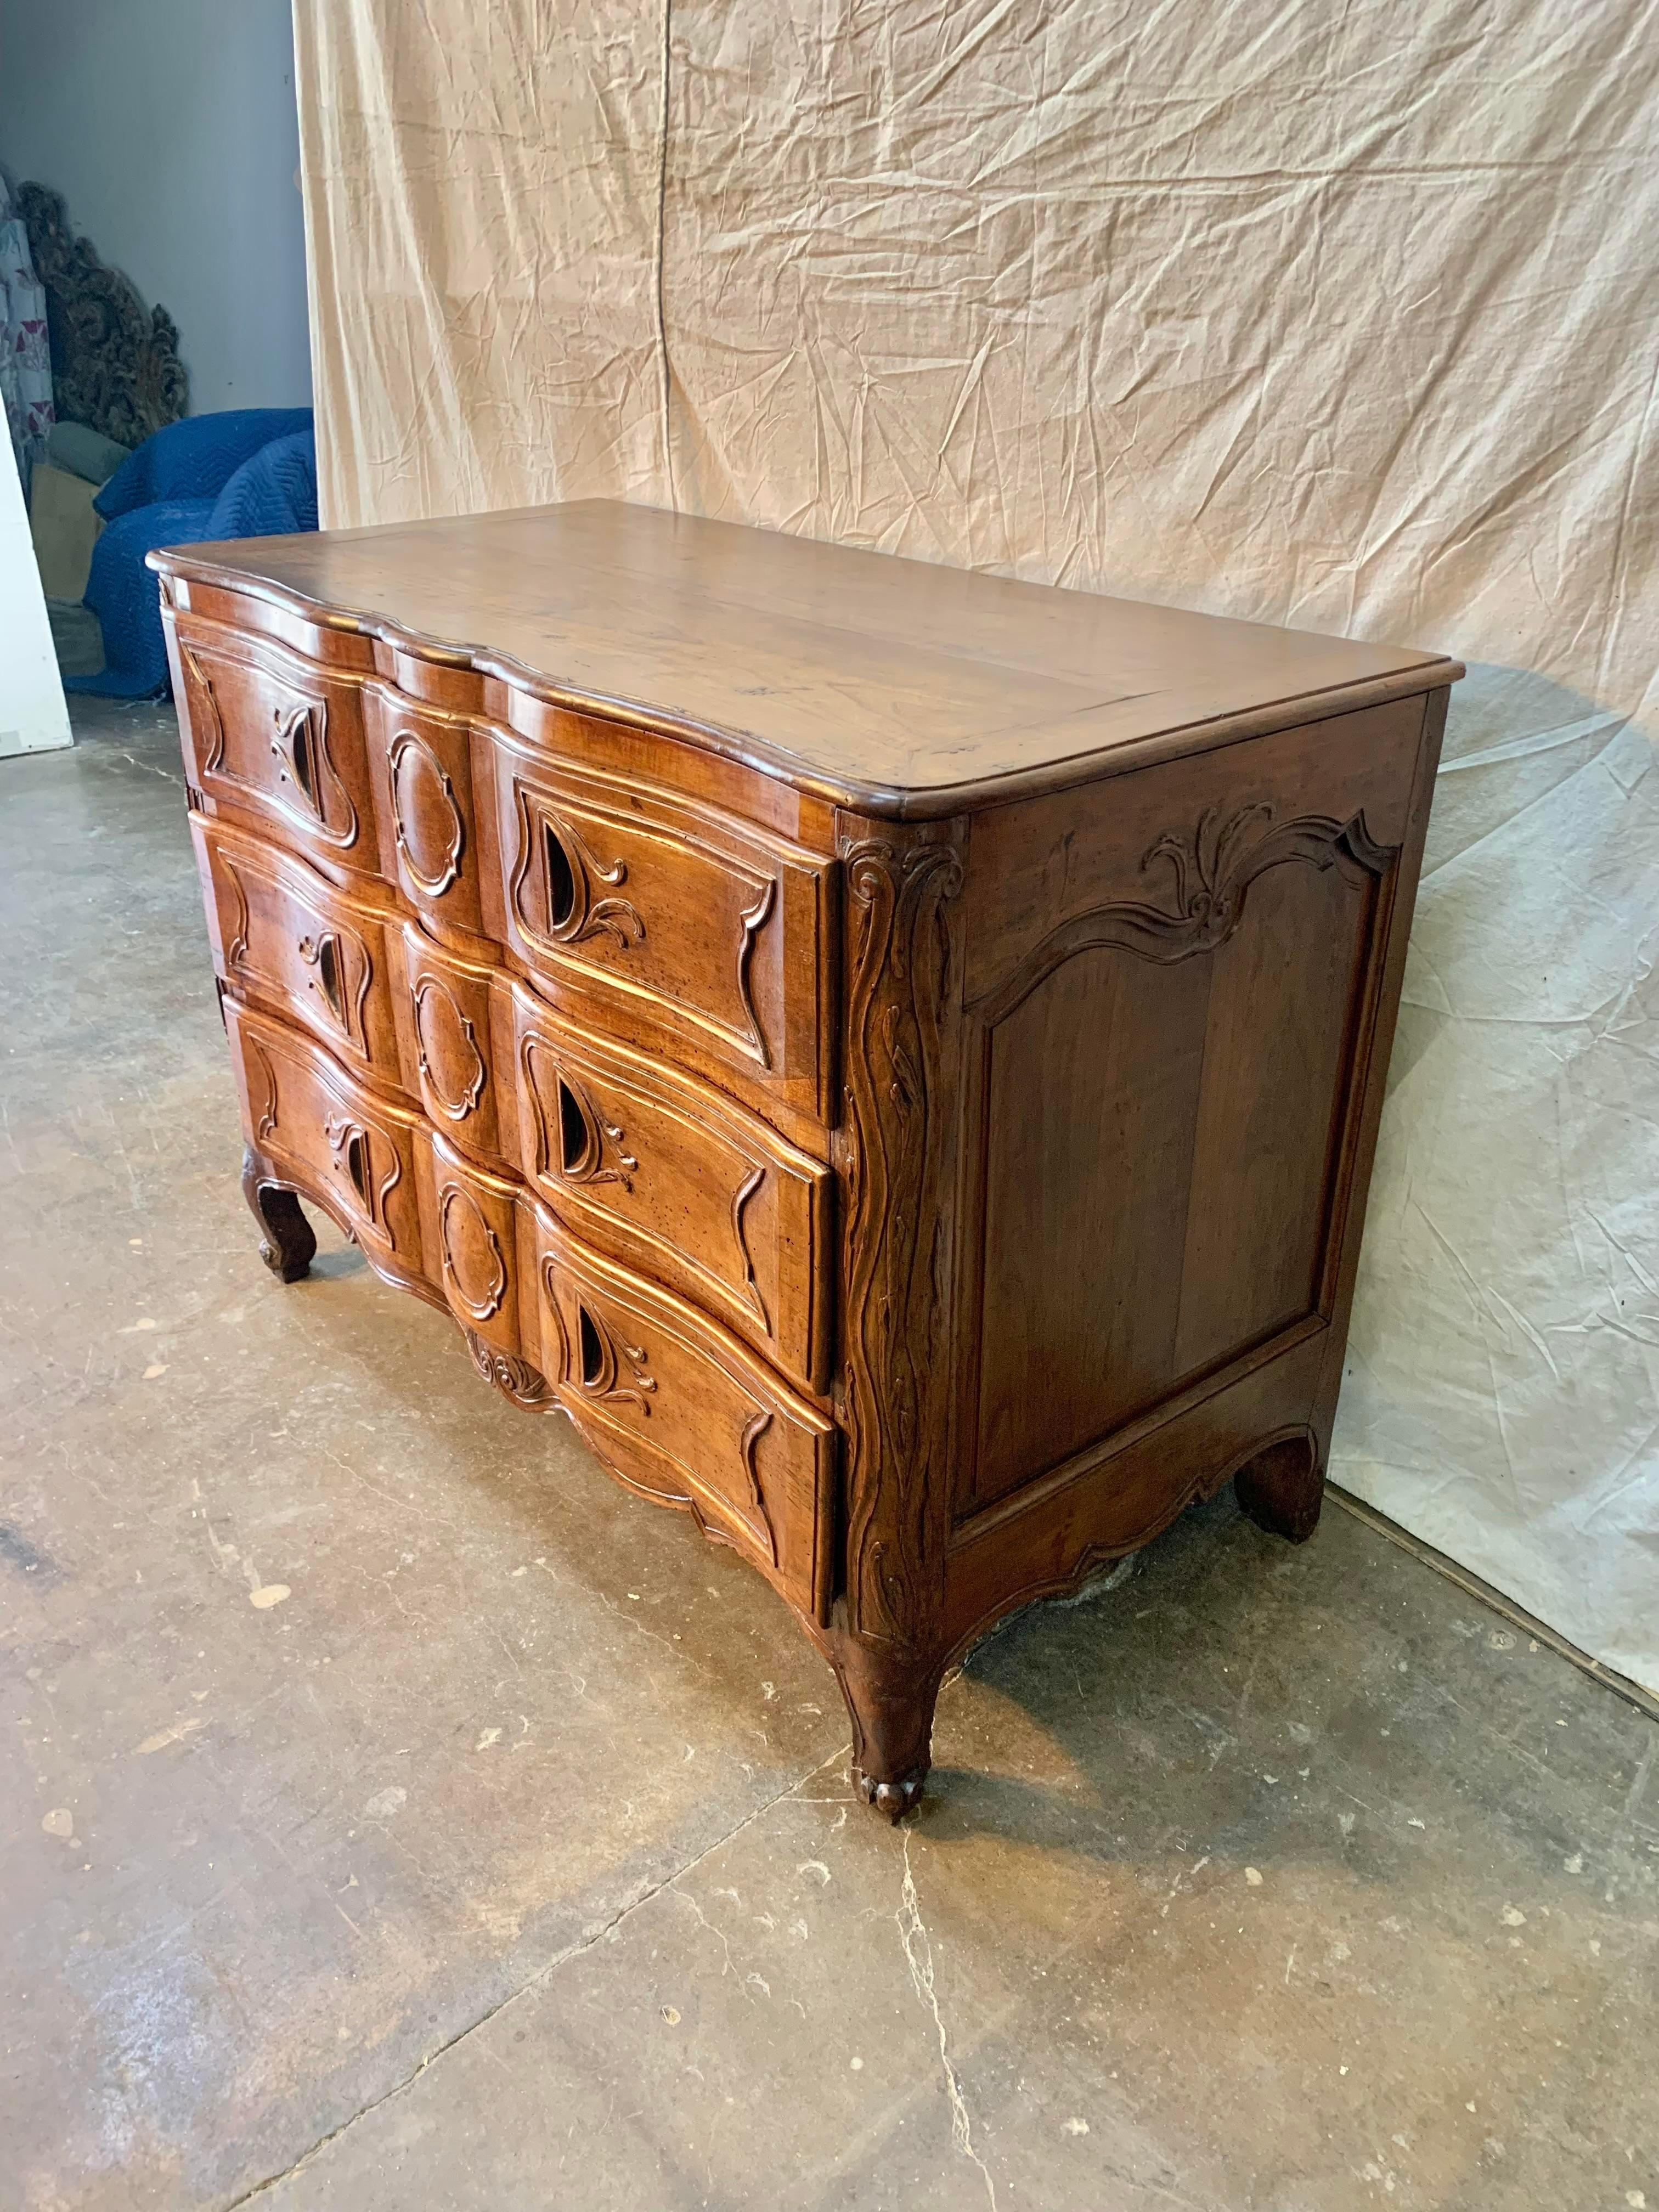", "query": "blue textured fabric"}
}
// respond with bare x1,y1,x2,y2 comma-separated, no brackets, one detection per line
94,409,313,521
67,414,318,699
205,430,318,541
68,501,215,698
